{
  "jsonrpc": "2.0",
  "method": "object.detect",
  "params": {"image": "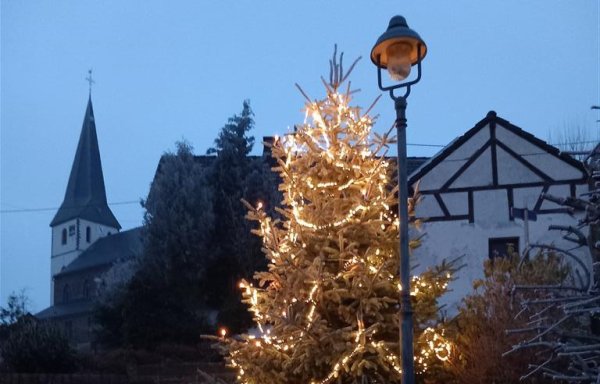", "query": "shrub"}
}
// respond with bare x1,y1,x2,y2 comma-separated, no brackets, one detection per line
1,316,77,373
446,250,569,384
